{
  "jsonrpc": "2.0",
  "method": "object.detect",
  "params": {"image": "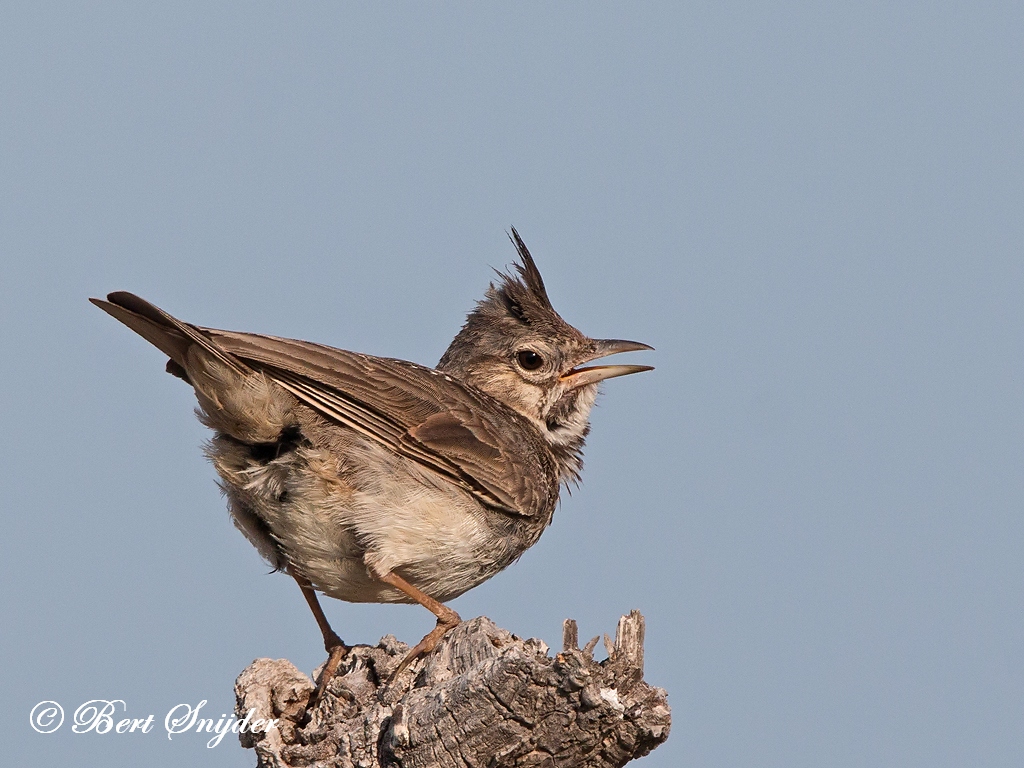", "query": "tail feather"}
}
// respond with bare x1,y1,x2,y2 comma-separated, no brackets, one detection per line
93,292,298,444
90,292,248,376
